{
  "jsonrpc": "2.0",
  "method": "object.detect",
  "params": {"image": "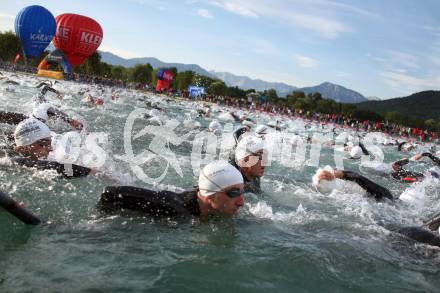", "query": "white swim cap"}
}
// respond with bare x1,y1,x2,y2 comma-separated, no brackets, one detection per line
235,135,265,162
198,160,243,196
267,120,277,128
312,166,337,194
14,118,51,147
350,146,363,159
242,120,253,127
255,125,268,137
32,102,53,121
209,120,221,132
